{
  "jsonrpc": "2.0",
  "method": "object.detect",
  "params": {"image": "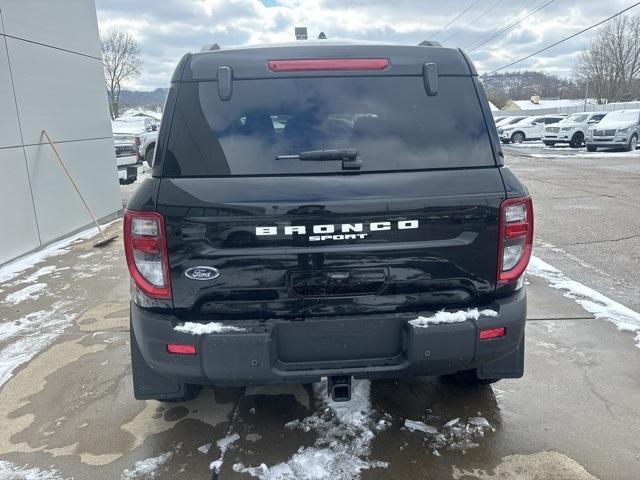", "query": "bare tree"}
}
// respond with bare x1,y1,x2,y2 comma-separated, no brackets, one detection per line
575,15,640,102
100,30,142,119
